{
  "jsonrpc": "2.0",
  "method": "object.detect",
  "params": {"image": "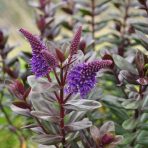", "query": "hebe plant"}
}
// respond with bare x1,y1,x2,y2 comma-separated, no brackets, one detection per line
9,25,125,148
1,0,148,147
